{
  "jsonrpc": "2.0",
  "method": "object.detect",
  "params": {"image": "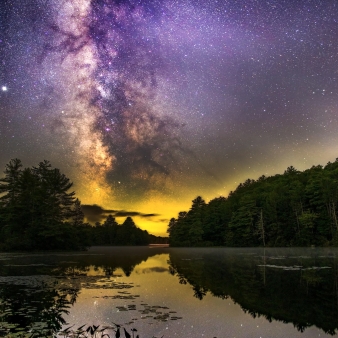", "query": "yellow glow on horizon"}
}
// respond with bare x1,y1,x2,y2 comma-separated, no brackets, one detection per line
68,139,338,238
